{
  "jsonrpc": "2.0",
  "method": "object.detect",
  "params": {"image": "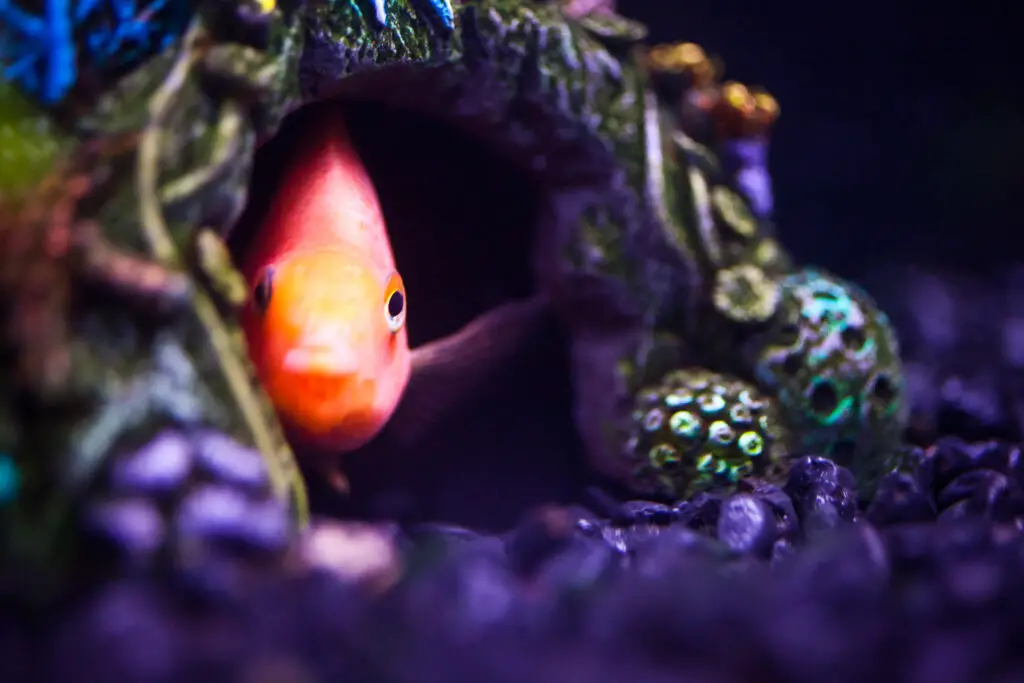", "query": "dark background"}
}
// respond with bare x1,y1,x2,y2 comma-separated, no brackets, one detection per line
624,0,1021,275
